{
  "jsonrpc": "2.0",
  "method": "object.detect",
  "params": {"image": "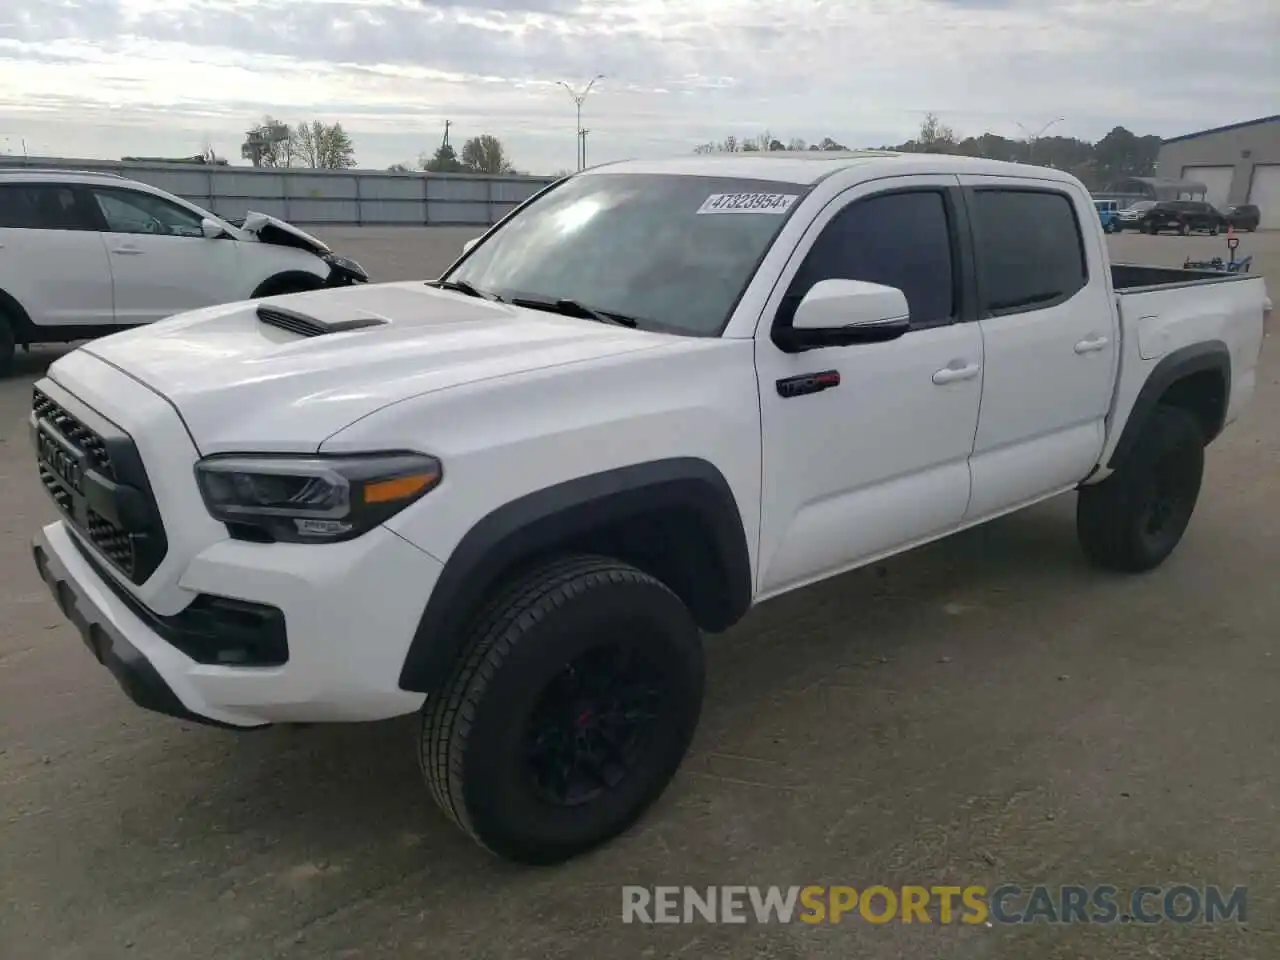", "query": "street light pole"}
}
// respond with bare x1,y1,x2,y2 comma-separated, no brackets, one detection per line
1016,117,1065,164
558,75,605,171
580,129,590,168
